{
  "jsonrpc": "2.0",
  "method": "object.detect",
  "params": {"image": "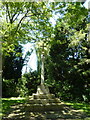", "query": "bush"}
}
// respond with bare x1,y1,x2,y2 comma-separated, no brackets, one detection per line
22,71,40,96
2,71,40,98
2,79,19,98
